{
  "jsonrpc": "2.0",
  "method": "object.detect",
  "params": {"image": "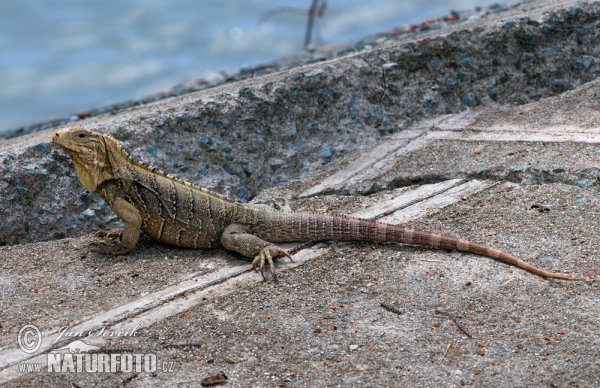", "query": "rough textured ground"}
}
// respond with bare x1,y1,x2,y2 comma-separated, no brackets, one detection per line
3,183,598,387
1,0,600,387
